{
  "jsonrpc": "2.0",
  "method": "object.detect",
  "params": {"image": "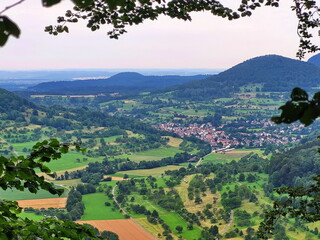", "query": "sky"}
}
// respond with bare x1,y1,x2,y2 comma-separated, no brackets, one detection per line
0,0,317,70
